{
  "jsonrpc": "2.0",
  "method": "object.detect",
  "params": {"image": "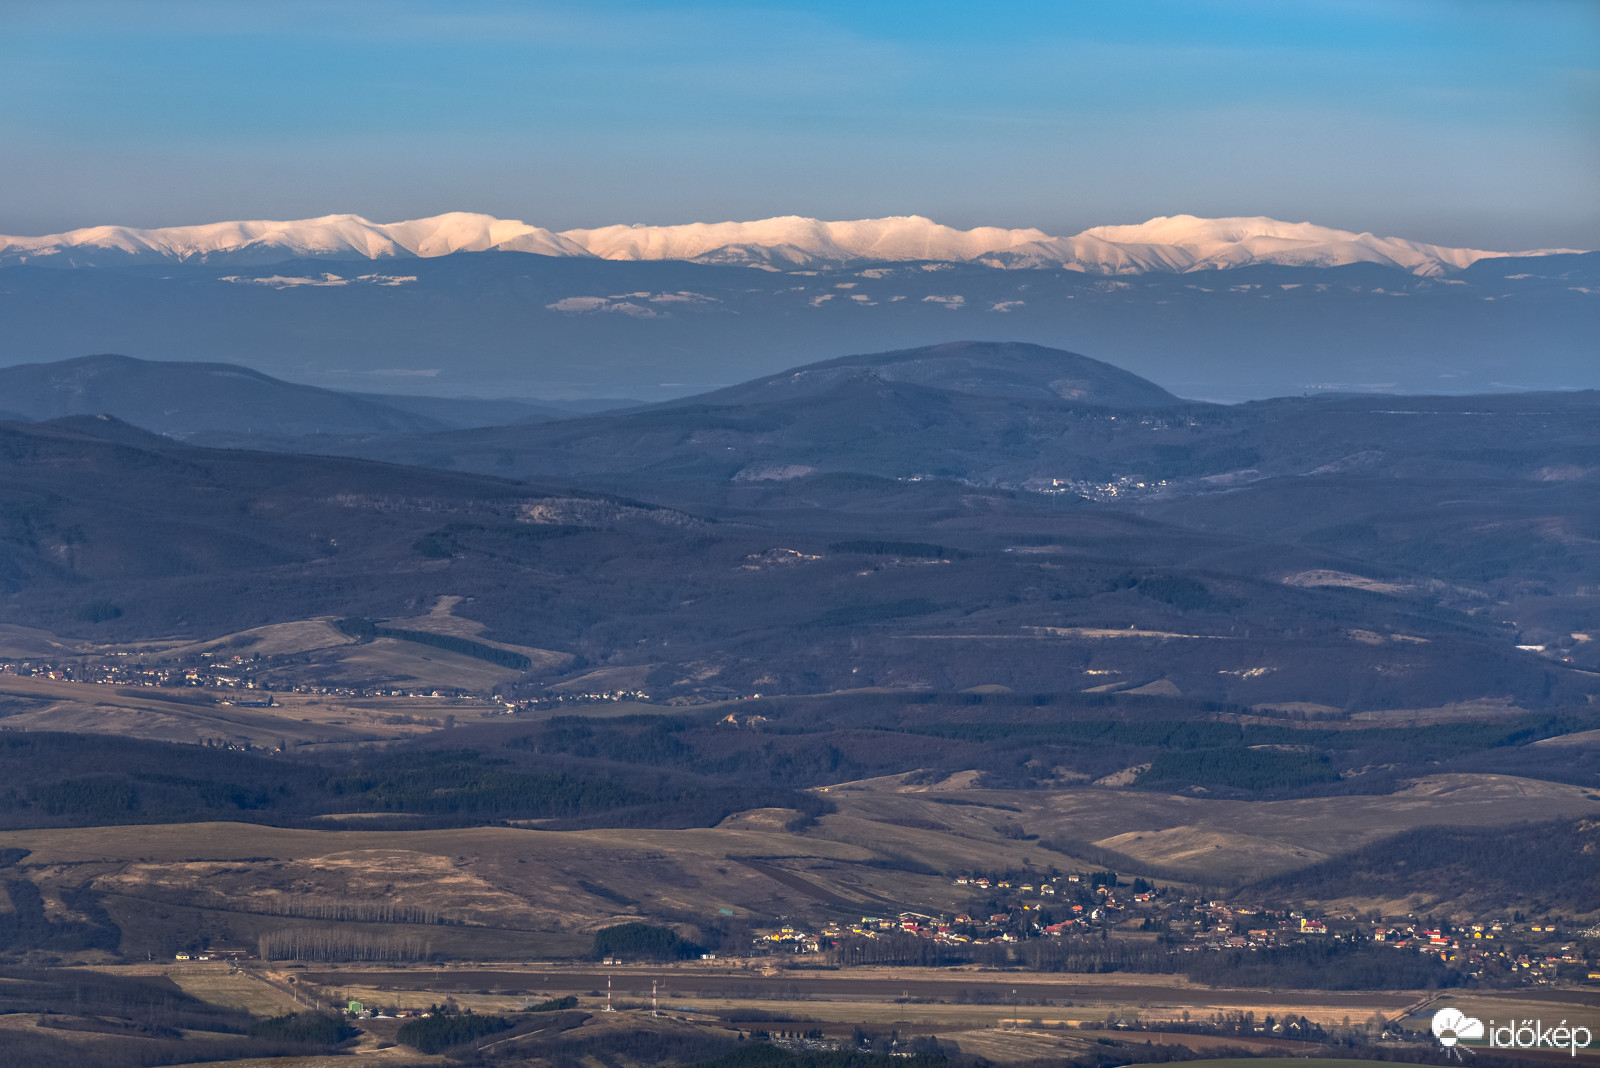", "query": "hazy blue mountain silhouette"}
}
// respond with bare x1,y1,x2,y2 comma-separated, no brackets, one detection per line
0,354,571,441
673,340,1182,409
